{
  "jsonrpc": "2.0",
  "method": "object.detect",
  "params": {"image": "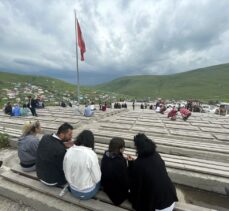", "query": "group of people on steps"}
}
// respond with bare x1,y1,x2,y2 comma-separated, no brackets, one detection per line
17,121,178,211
